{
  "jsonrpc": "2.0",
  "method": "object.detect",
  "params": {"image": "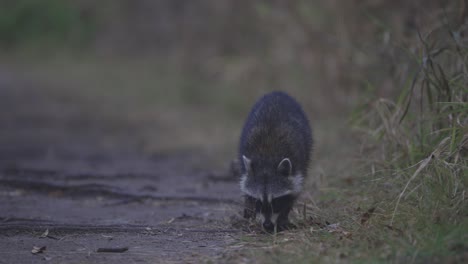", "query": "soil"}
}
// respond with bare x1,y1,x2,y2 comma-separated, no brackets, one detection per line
0,75,244,263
